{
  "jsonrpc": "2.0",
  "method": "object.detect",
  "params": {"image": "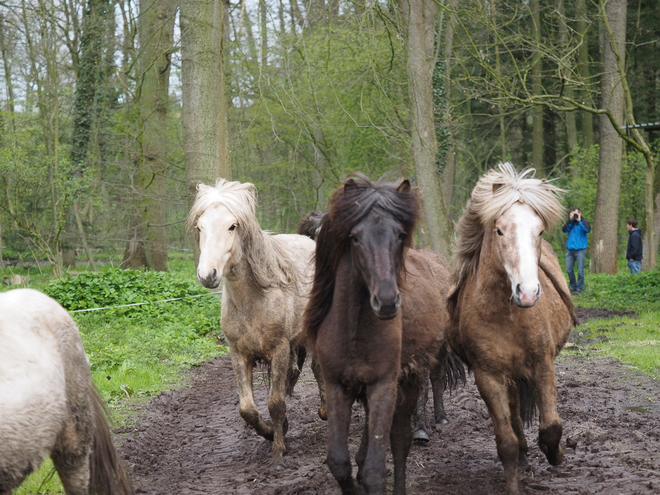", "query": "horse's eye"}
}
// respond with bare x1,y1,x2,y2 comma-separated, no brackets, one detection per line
398,232,407,241
540,230,545,236
229,224,237,232
349,234,359,244
496,228,504,237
